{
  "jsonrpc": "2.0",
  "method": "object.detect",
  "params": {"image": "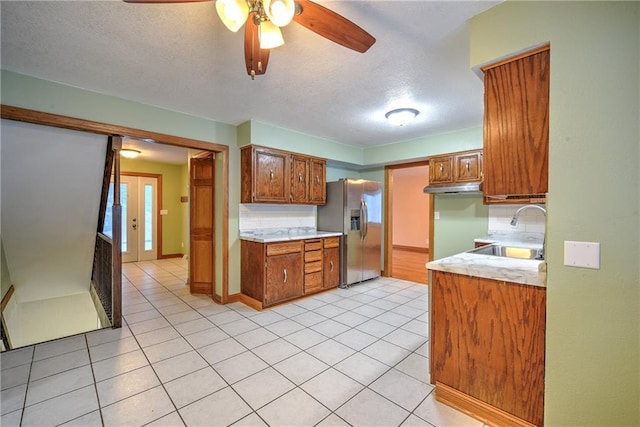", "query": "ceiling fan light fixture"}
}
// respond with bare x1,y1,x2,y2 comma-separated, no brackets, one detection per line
264,0,295,27
259,20,285,49
120,149,141,159
216,0,249,32
385,108,419,126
